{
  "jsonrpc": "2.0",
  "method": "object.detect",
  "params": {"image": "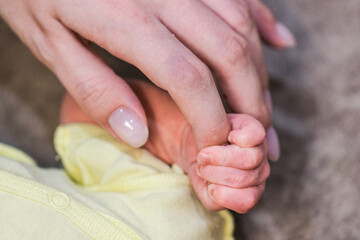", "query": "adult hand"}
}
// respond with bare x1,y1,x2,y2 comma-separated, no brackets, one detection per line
0,0,294,158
